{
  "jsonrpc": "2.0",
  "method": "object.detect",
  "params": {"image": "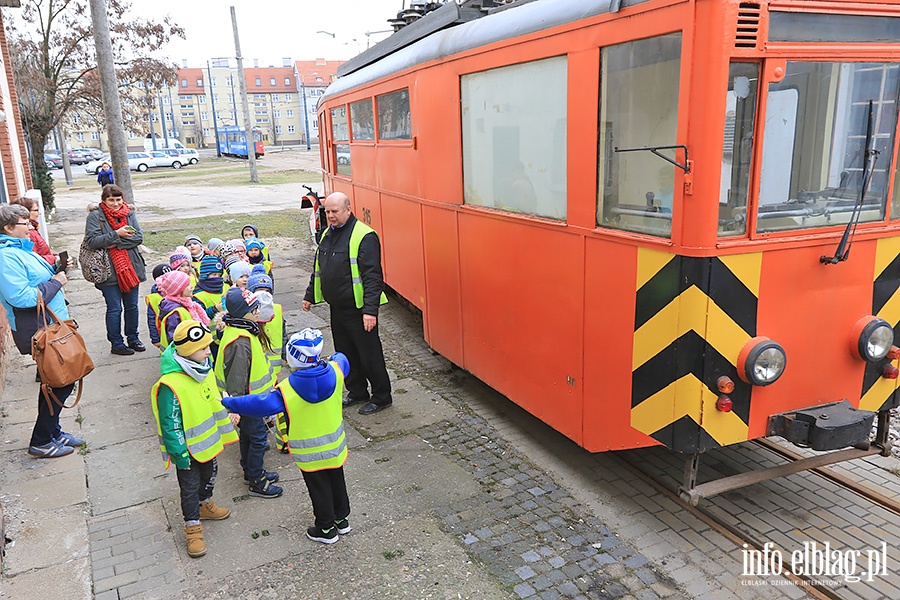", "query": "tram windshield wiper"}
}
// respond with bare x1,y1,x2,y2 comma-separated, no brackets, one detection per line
614,144,691,173
821,100,879,265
